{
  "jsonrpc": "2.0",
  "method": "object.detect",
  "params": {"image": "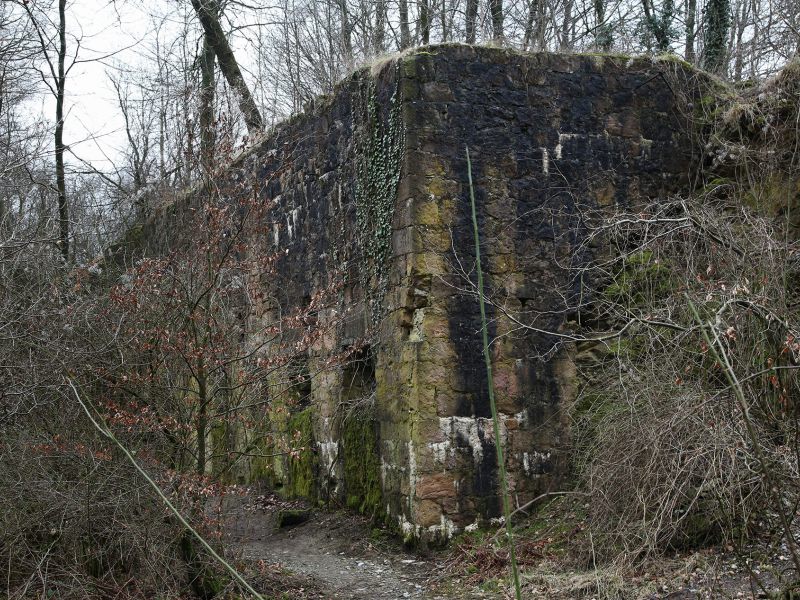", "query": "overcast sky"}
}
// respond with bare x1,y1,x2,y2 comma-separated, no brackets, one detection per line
36,0,192,171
